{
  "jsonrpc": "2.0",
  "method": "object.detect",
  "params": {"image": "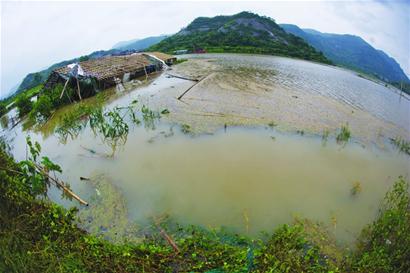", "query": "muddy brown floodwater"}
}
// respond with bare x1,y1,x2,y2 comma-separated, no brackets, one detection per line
2,53,409,246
